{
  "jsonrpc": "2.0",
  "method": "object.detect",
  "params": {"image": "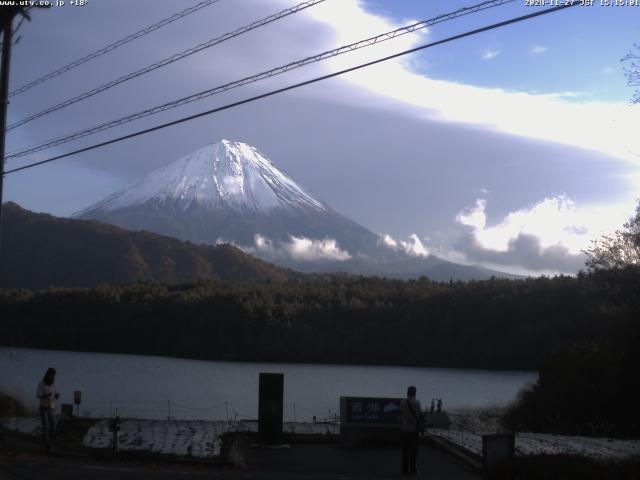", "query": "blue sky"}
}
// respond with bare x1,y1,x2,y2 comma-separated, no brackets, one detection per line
3,0,639,275
365,0,637,102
